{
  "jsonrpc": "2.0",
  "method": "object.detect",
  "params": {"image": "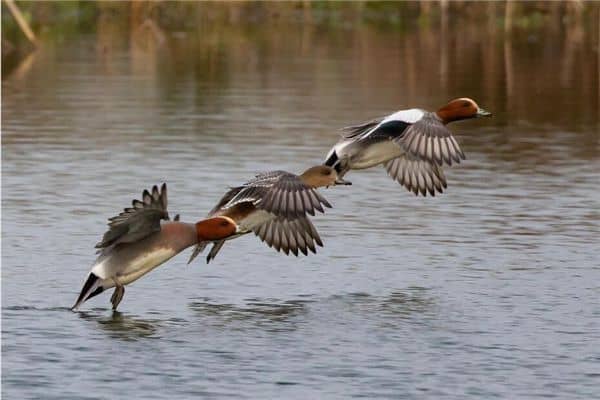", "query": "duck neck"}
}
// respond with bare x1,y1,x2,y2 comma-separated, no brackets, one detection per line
160,222,199,252
435,110,470,124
